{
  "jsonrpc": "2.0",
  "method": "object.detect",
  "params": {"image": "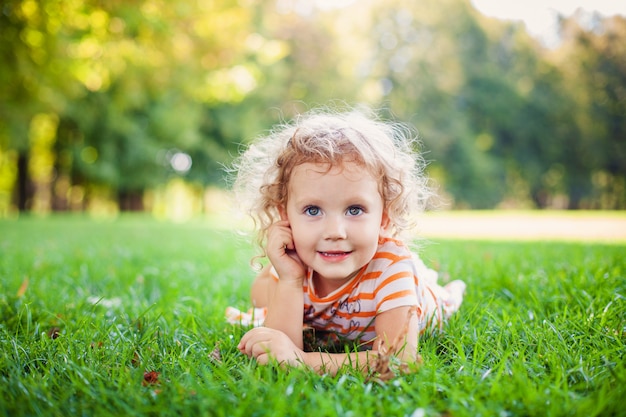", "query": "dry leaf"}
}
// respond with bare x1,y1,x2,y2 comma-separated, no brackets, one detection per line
47,327,61,339
366,306,421,382
142,371,160,386
209,343,222,363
